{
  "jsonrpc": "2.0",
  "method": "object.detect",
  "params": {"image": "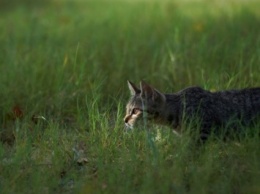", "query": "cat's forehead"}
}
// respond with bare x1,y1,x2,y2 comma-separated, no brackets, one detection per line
127,95,142,108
